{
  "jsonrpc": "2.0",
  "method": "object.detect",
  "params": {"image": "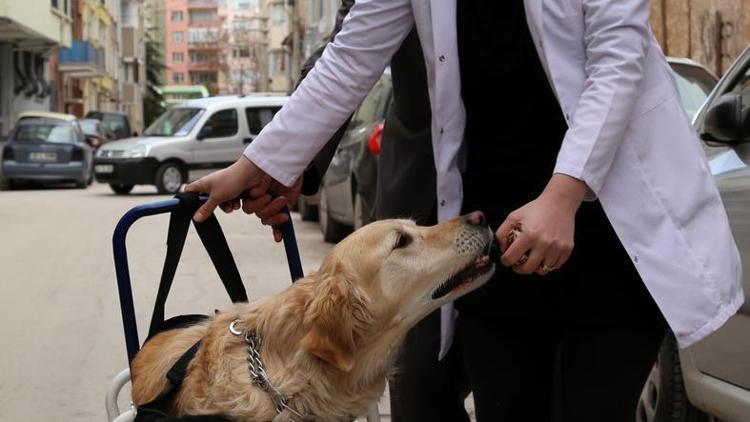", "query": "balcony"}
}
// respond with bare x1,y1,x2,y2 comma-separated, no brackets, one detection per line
187,0,218,9
121,26,138,62
58,40,105,77
122,82,141,104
